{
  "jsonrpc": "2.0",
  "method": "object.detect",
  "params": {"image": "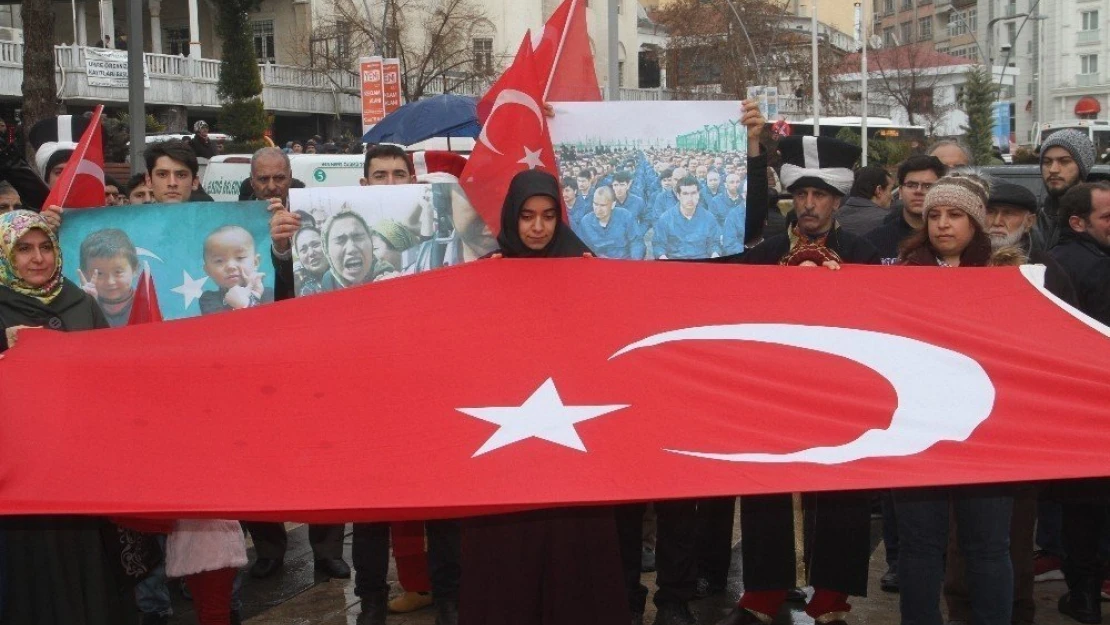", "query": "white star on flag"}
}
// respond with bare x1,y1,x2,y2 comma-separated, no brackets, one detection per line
171,270,208,309
457,378,629,457
517,146,545,170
